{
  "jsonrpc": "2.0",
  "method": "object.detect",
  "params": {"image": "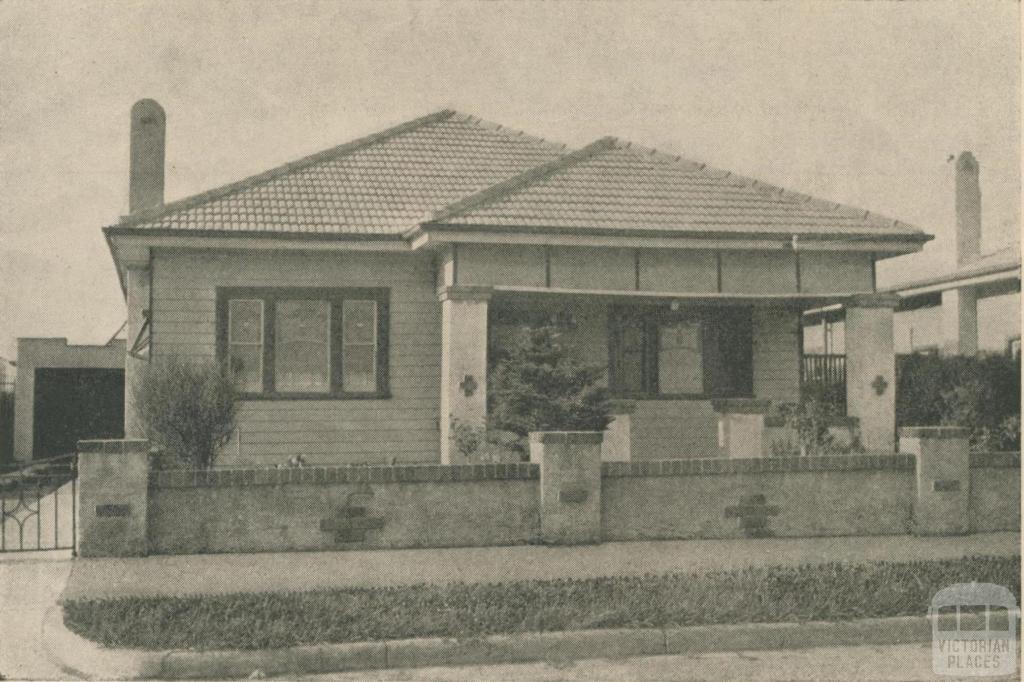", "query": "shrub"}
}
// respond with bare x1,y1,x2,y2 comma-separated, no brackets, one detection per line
133,355,239,468
896,353,1020,450
773,382,862,456
488,324,612,451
